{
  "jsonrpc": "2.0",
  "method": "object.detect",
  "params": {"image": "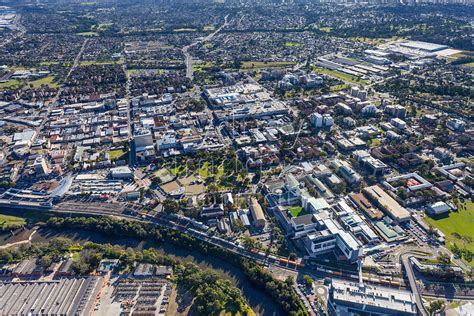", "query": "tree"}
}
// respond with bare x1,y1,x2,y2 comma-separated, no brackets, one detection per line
437,253,451,265
40,255,53,269
427,300,443,315
163,199,179,214
242,236,257,250
303,275,314,287
451,243,462,258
